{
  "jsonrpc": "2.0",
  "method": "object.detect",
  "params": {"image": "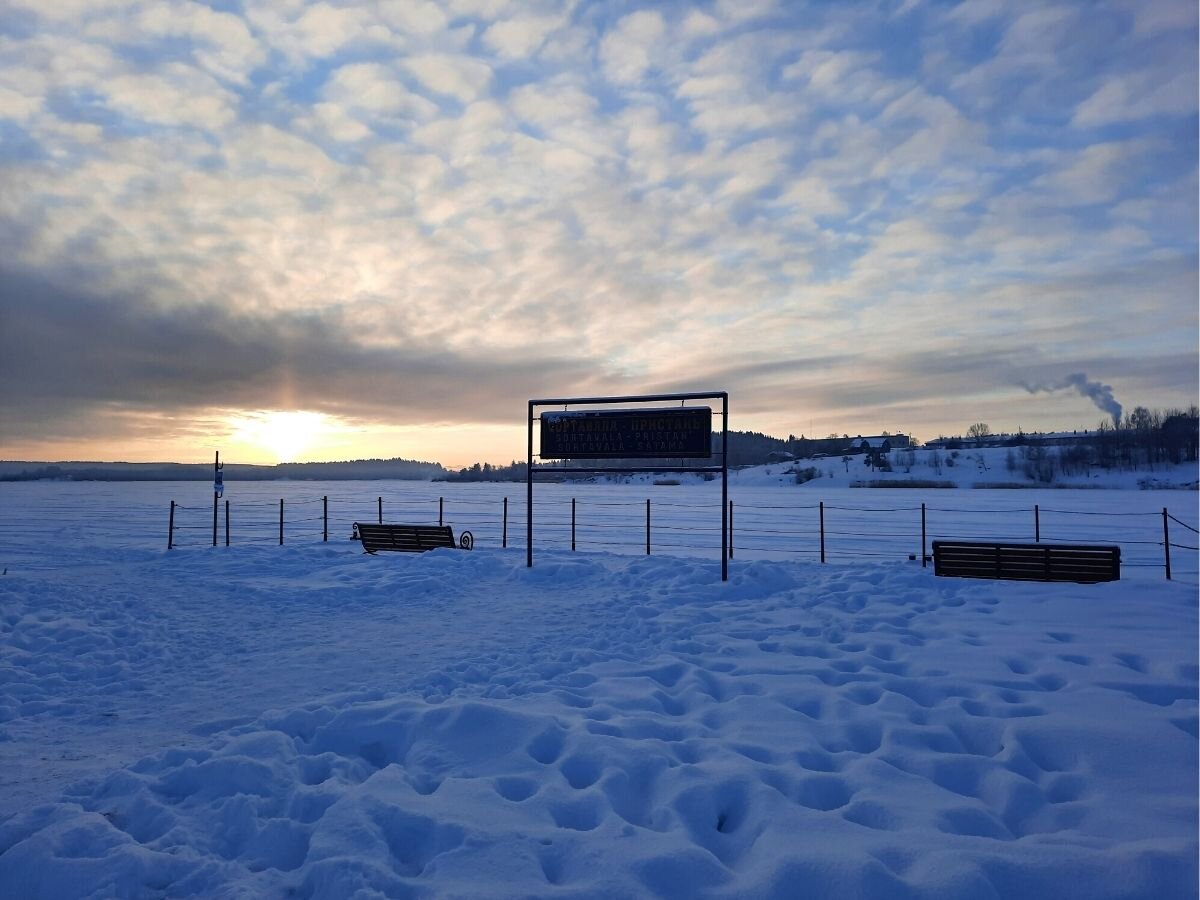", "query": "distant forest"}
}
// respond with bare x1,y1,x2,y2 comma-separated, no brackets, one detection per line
437,431,863,481
0,458,446,482
5,414,1194,483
